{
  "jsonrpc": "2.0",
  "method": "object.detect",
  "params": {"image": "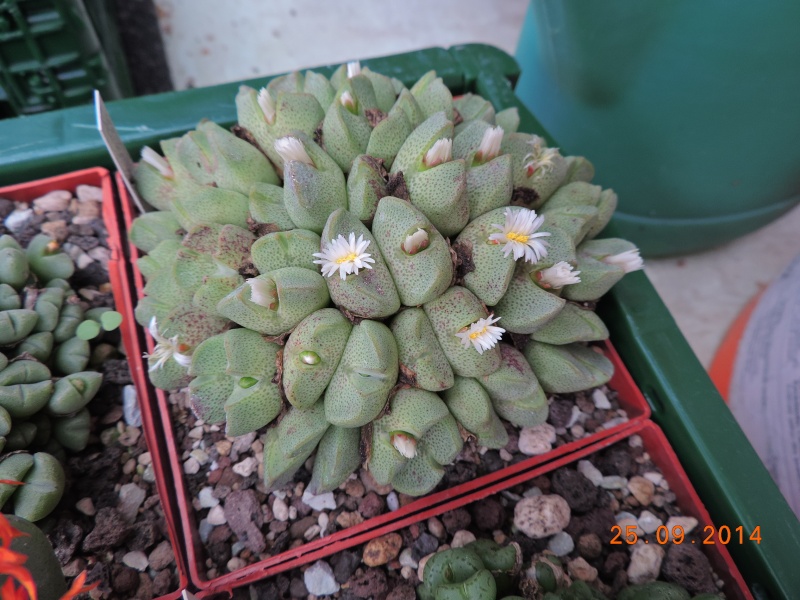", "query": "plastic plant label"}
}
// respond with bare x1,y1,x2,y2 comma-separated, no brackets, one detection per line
94,90,147,214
